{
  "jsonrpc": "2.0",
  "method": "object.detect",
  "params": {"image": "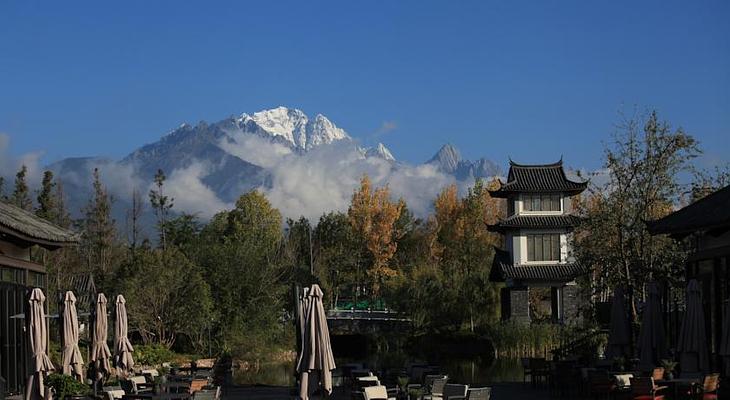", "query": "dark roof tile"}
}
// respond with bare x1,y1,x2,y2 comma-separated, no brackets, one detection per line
489,160,587,197
0,201,79,247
